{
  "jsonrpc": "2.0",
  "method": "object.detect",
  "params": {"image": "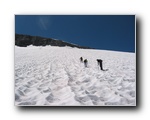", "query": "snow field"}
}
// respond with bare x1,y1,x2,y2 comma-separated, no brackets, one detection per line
15,46,135,106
